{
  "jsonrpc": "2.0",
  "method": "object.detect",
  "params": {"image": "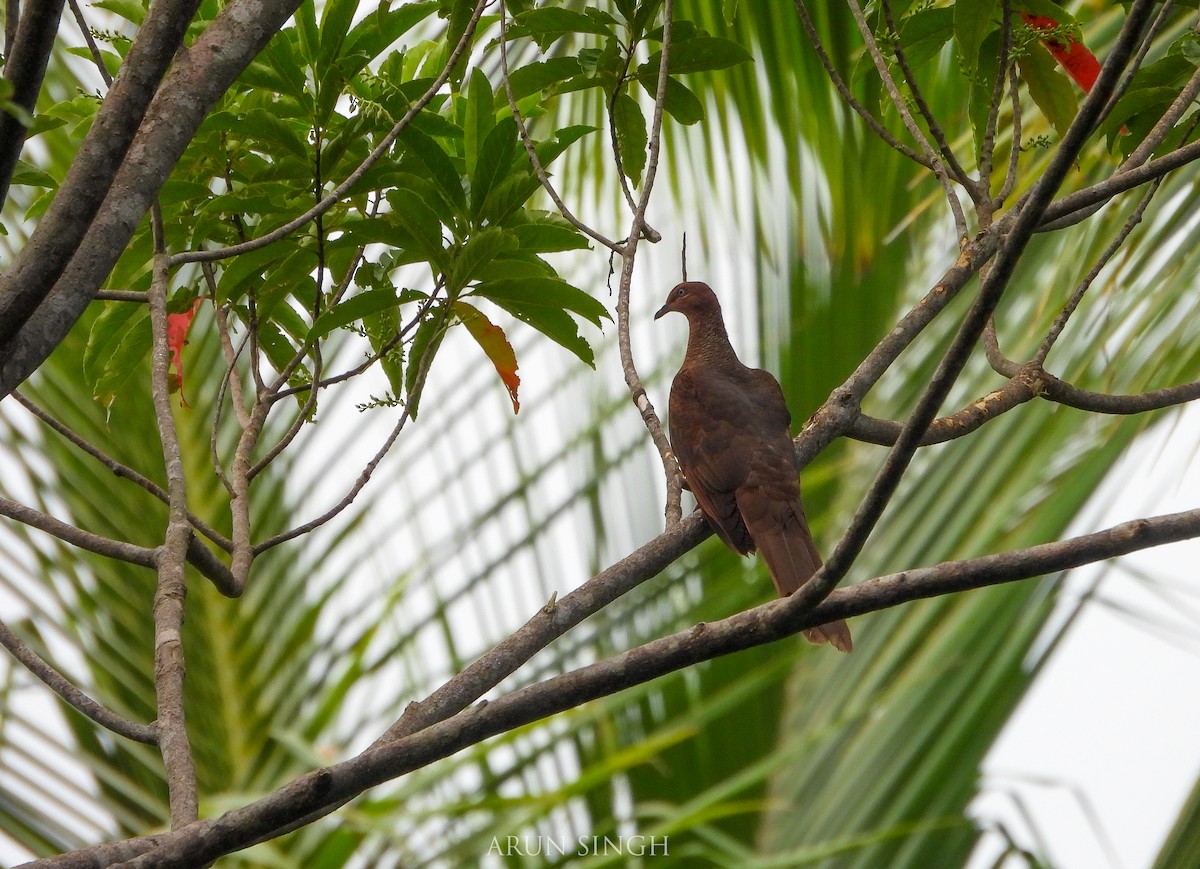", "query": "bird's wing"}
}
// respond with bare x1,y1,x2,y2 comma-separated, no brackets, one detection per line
668,368,755,554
